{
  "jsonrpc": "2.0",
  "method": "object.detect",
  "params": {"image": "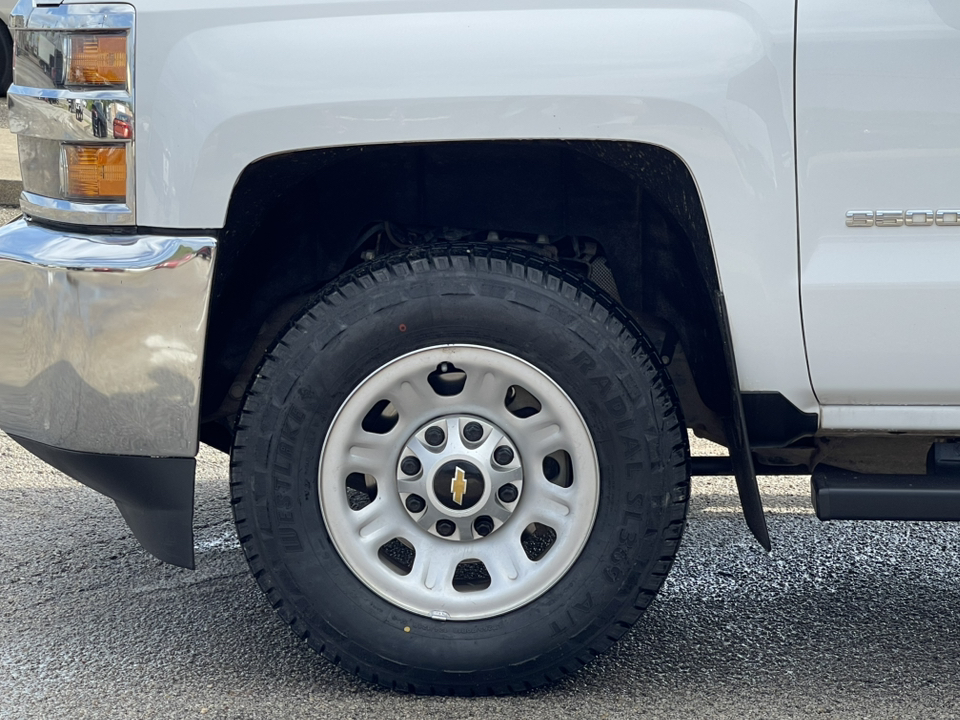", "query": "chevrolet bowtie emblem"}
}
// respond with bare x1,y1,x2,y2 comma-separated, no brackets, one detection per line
451,466,468,506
